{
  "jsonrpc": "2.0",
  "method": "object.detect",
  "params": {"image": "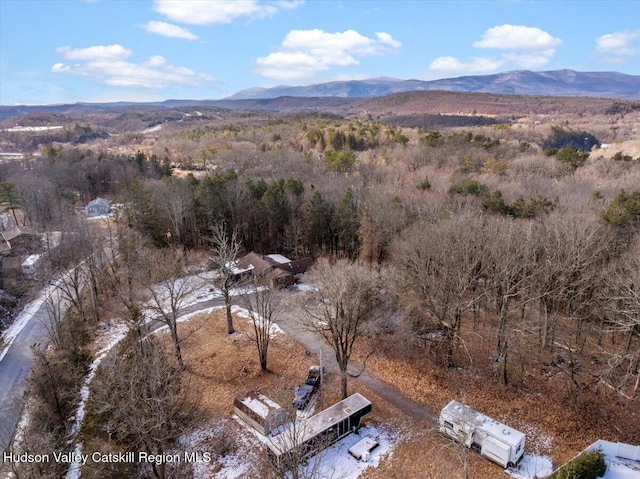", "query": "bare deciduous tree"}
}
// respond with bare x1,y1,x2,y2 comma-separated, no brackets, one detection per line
606,242,640,396
208,222,242,334
485,219,537,386
89,334,197,479
393,215,485,367
531,215,614,349
154,178,197,250
240,281,281,371
137,247,201,370
301,258,389,399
